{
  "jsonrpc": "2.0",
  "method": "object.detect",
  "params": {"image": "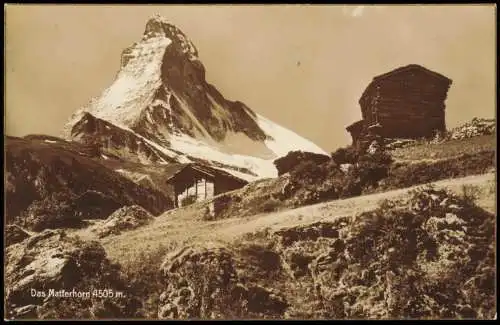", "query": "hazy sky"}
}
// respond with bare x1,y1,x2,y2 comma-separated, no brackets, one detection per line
4,4,496,152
